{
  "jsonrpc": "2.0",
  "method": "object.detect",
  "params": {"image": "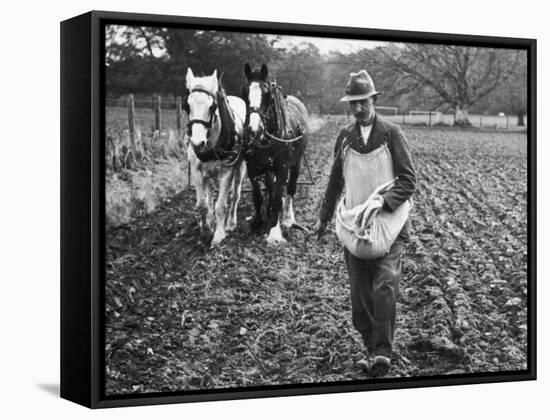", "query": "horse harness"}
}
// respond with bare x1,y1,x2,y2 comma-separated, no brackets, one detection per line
247,82,304,148
185,87,218,134
185,87,242,166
